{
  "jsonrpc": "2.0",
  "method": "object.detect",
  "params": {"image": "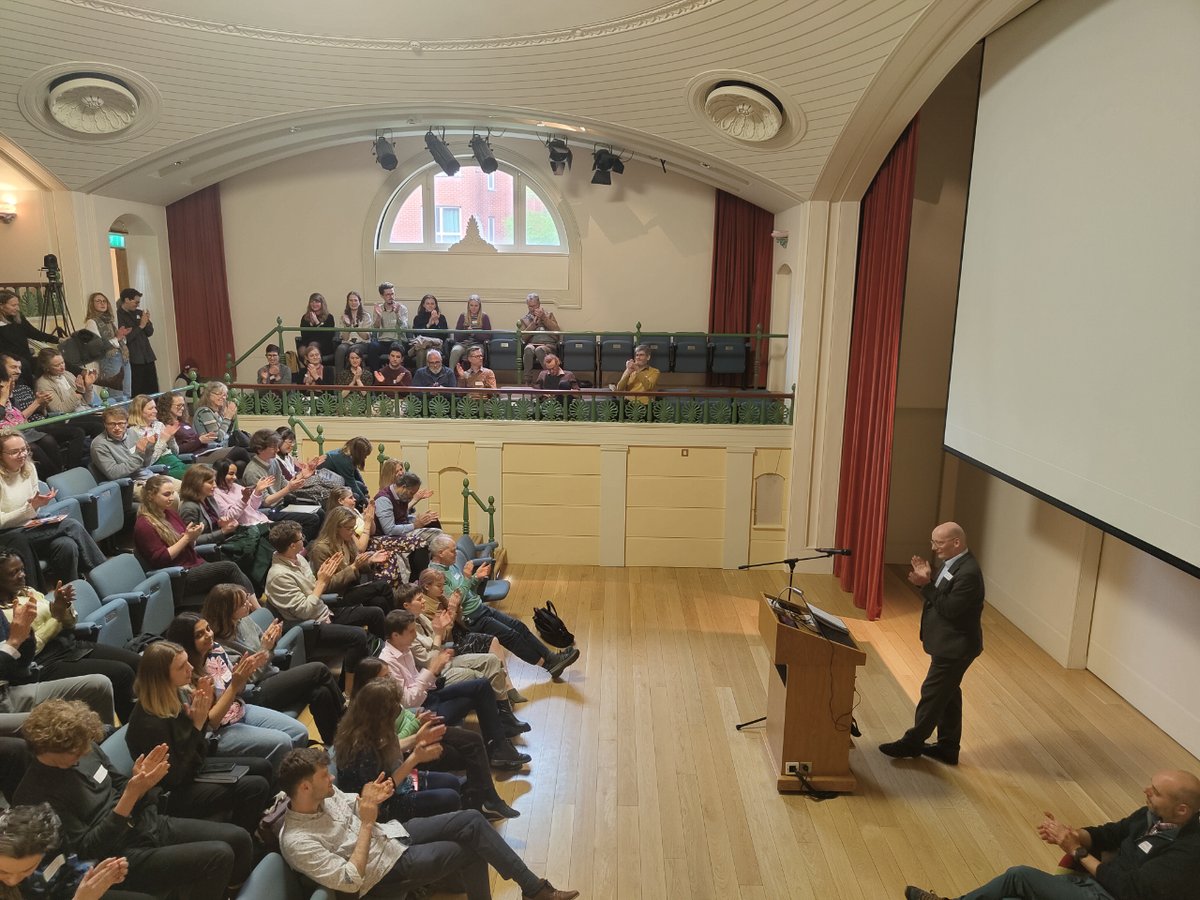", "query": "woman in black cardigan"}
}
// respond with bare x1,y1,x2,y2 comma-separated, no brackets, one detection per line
125,641,273,833
297,293,337,364
0,290,58,388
